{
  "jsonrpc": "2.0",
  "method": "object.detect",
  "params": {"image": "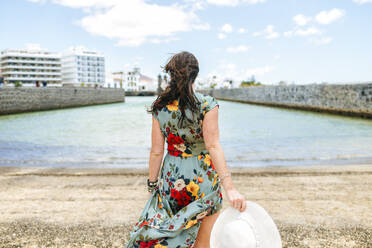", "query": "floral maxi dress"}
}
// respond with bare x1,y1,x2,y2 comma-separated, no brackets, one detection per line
125,92,223,248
